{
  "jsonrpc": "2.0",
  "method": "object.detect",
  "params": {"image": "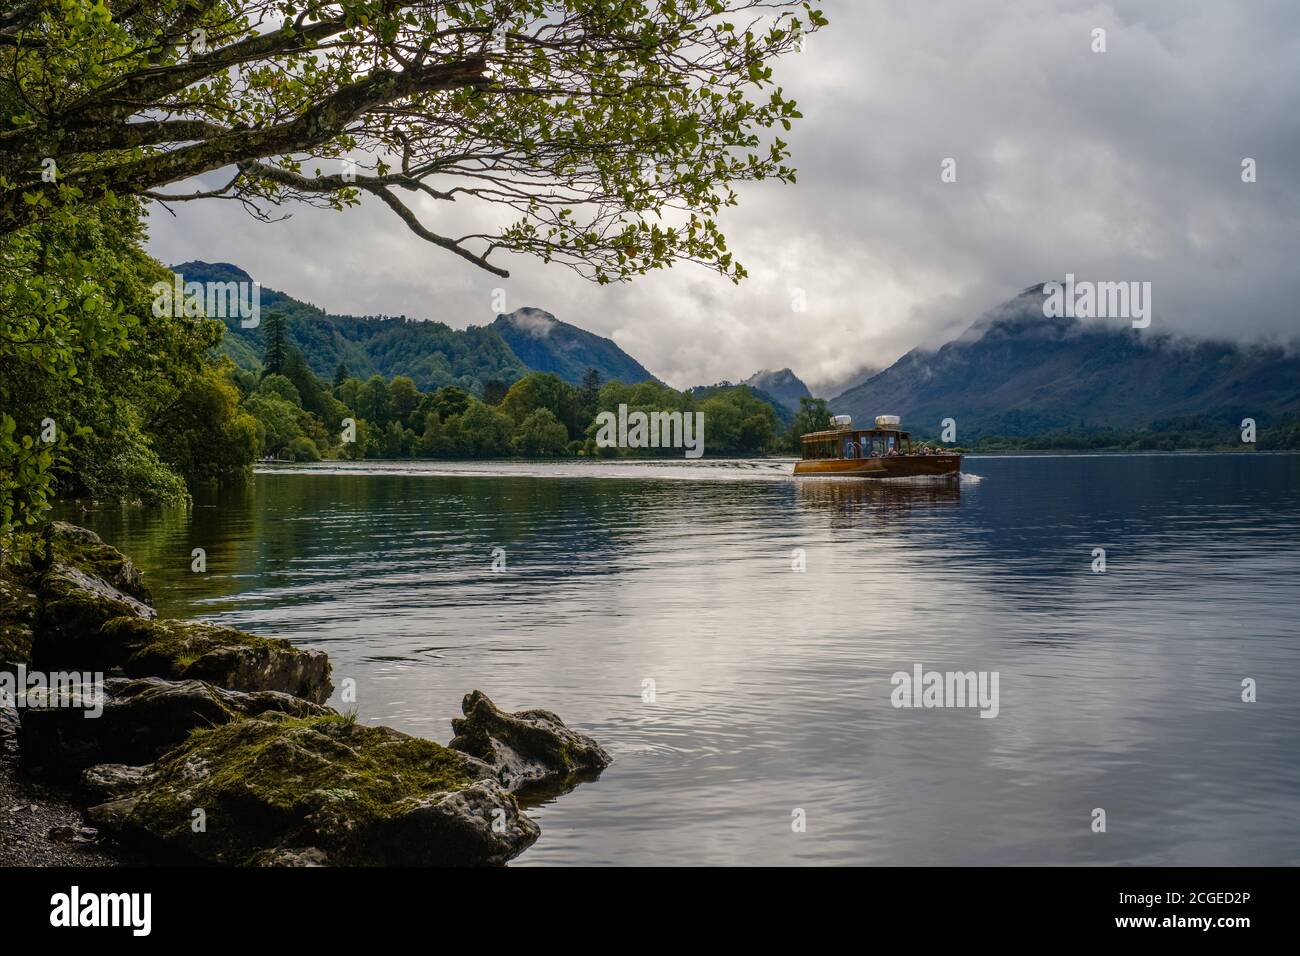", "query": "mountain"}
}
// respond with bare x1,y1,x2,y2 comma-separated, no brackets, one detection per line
491,308,657,386
171,263,655,393
810,365,882,400
742,368,811,411
687,381,795,426
830,284,1300,440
